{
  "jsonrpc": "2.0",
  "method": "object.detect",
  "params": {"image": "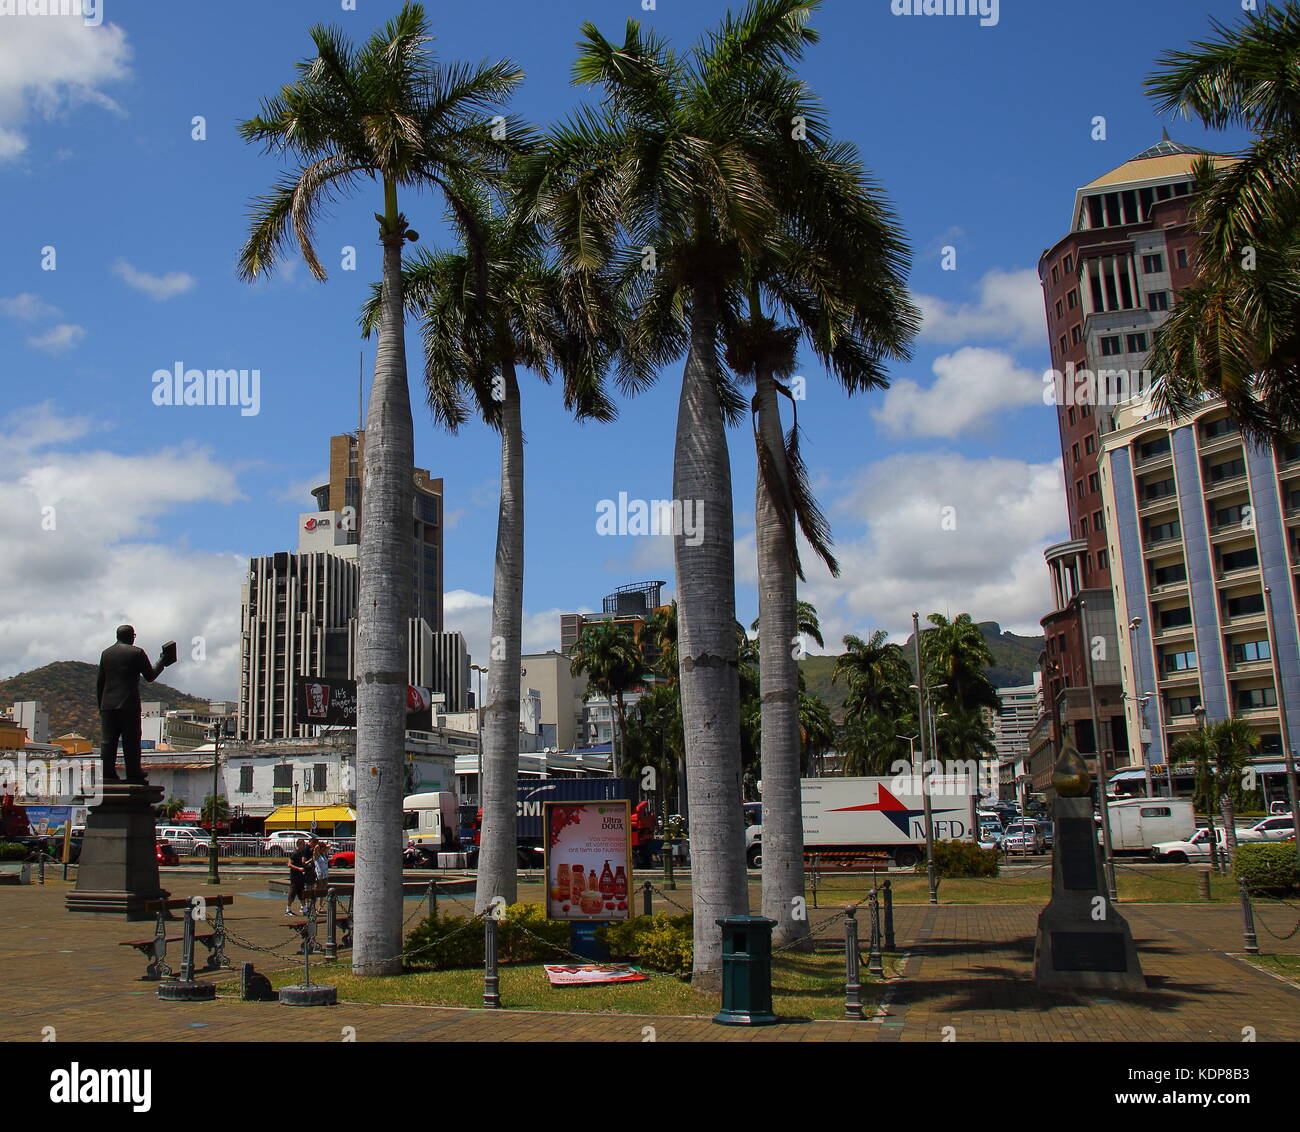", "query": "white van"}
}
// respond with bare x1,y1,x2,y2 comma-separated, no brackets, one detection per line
402,792,459,851
1107,797,1194,853
156,826,210,853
